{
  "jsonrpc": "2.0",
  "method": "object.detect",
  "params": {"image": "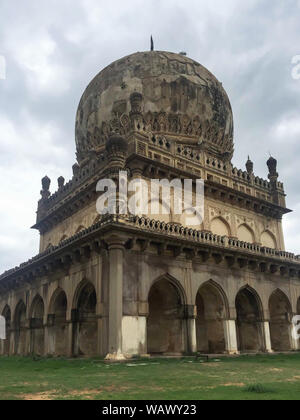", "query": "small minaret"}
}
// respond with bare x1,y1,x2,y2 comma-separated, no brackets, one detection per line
267,156,278,190
267,156,286,206
246,156,254,175
40,176,51,200
57,176,65,190
36,176,51,223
